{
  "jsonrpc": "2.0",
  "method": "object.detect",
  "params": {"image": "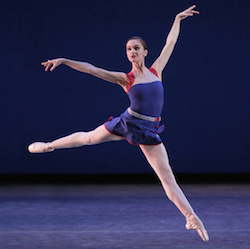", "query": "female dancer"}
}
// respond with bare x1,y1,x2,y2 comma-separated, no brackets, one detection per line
28,5,209,242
